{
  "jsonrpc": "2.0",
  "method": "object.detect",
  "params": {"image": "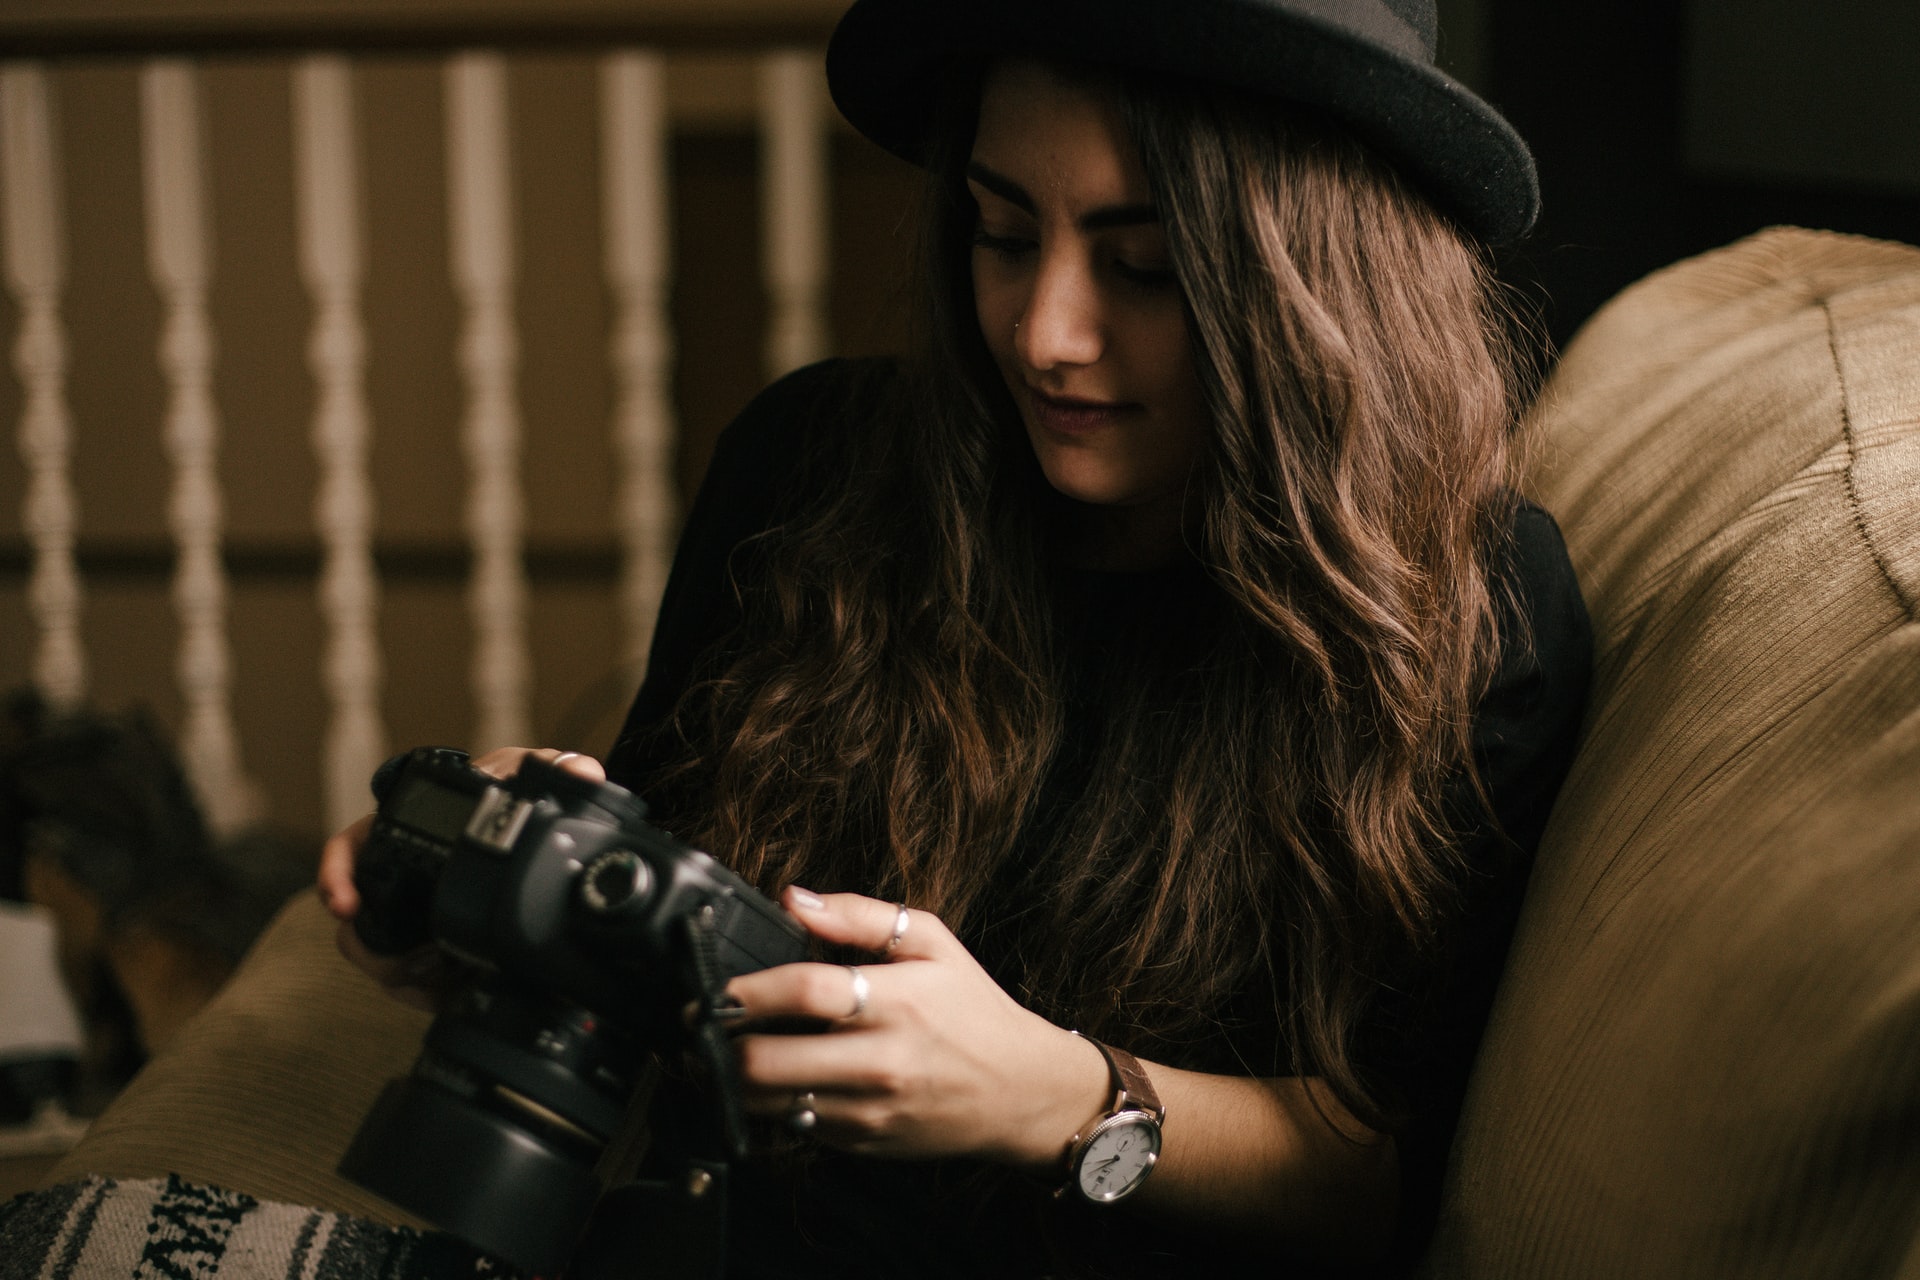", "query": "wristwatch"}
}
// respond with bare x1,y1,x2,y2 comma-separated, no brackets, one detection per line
1060,1033,1165,1205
